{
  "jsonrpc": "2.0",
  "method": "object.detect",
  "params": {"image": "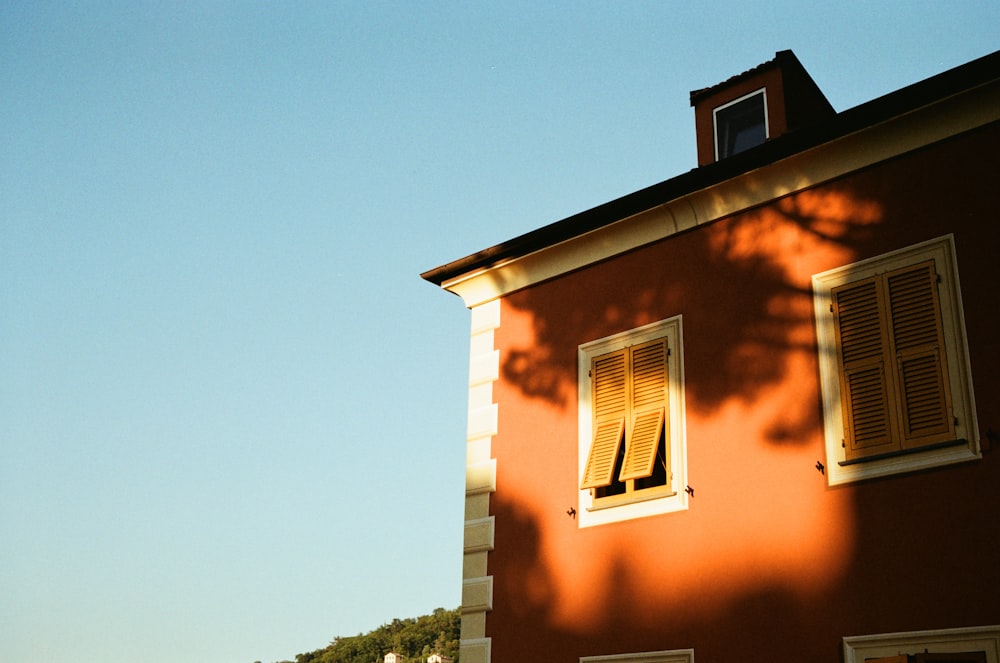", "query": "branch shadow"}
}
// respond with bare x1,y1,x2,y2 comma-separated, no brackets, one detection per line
482,126,1000,662
500,183,884,447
